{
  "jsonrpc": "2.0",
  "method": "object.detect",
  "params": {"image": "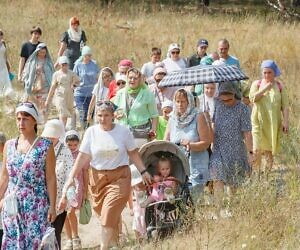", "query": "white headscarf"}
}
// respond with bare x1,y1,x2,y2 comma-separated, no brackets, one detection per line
67,18,82,42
